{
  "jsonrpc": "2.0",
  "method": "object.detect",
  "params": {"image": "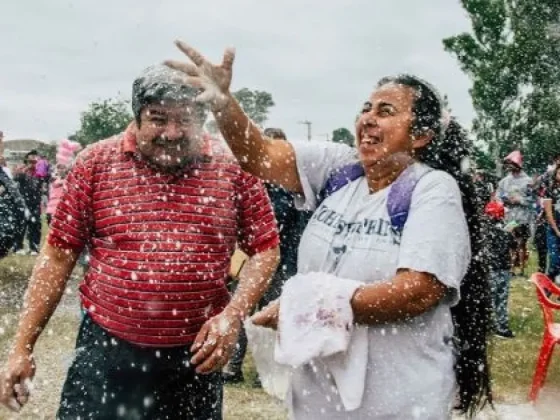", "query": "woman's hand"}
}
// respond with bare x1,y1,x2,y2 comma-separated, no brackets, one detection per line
251,301,280,330
165,41,235,111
